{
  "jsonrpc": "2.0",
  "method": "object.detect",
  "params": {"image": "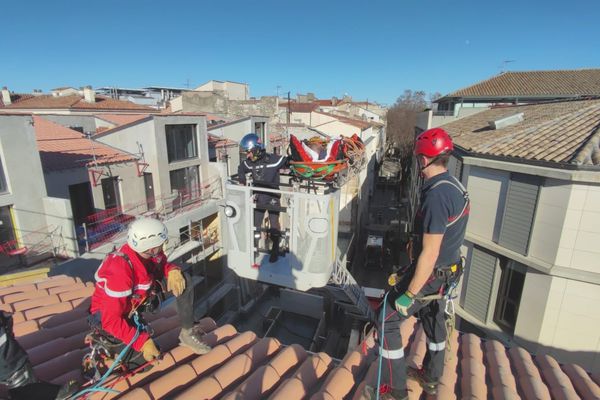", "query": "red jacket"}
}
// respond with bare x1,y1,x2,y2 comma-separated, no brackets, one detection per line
90,243,179,351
